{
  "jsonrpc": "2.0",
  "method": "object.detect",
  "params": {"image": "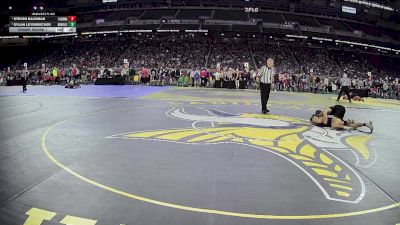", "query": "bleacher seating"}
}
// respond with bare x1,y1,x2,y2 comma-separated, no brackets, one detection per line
208,39,253,69
160,24,200,30
77,13,97,23
251,12,285,24
170,0,185,6
232,25,261,32
317,18,350,31
380,28,400,41
96,11,115,20
107,10,144,21
76,11,115,23
141,9,177,19
126,24,161,30
77,11,114,23
345,22,383,36
202,24,231,31
176,9,212,19
213,10,249,21
284,14,320,27
251,41,300,75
